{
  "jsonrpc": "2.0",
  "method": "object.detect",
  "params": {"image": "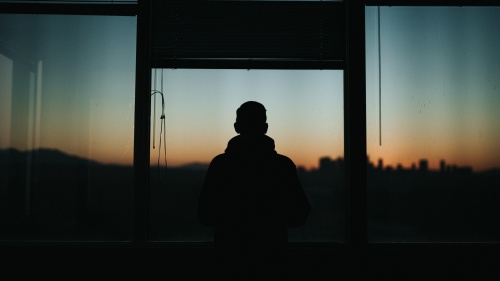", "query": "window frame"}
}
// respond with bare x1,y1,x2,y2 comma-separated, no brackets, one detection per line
0,0,499,257
0,1,141,246
364,0,500,251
